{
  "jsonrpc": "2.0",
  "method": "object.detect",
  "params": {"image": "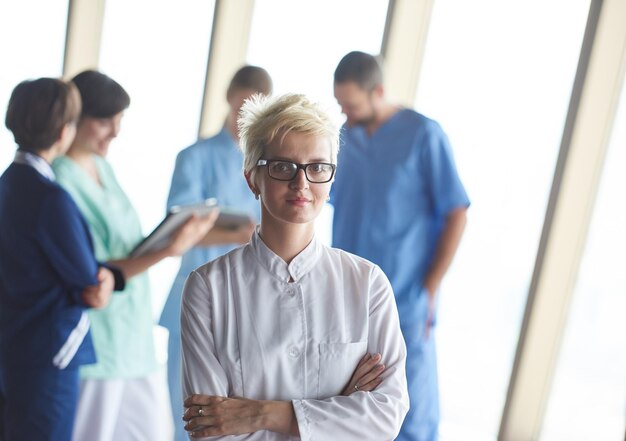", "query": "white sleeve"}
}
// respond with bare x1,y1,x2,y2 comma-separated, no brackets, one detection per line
292,266,410,441
181,270,229,398
180,271,247,441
